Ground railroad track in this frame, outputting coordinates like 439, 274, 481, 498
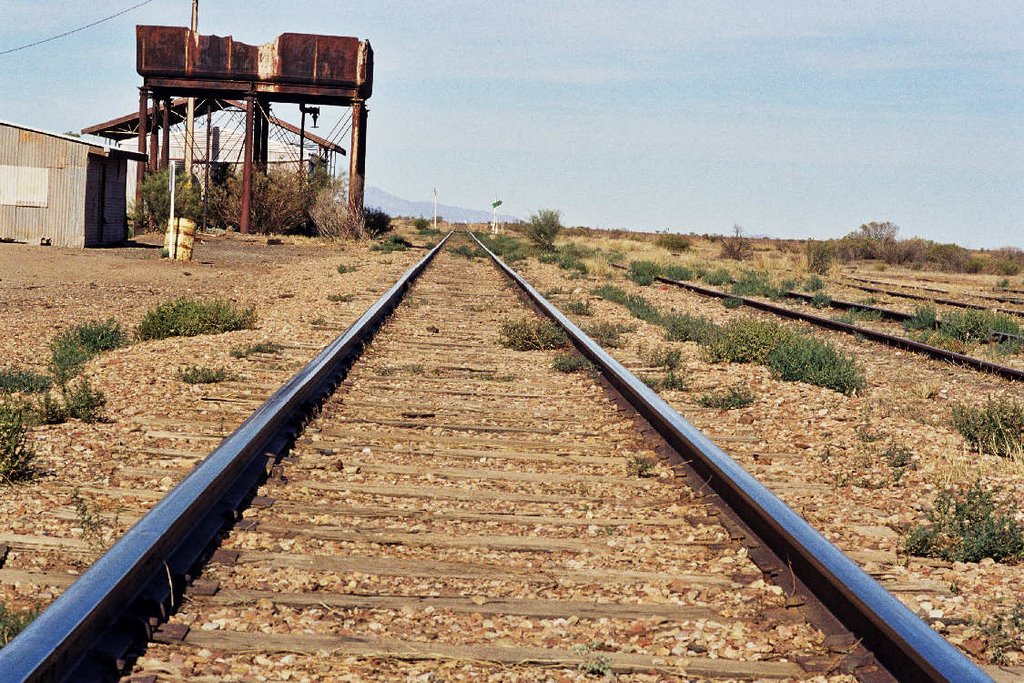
612, 265, 1023, 381
0, 234, 989, 681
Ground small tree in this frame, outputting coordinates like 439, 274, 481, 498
136, 169, 203, 233
526, 209, 563, 250
720, 224, 752, 261
805, 240, 835, 275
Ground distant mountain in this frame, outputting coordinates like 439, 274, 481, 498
364, 187, 519, 224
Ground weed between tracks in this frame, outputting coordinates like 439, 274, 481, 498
551, 353, 593, 373
698, 386, 755, 410
951, 399, 1024, 459
0, 367, 52, 395
0, 601, 36, 647
499, 318, 569, 351
179, 366, 232, 384
230, 341, 283, 358
0, 400, 34, 484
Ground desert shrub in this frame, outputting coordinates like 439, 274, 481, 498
136, 299, 256, 341
61, 379, 106, 422
552, 352, 593, 373
230, 341, 282, 358
803, 275, 826, 292
809, 292, 832, 309
883, 444, 916, 483
179, 366, 231, 384
661, 264, 694, 281
363, 207, 392, 237
903, 305, 938, 332
554, 249, 588, 276
562, 299, 593, 316
583, 321, 632, 348
628, 260, 661, 286
0, 400, 34, 484
626, 455, 657, 478
638, 345, 681, 370
731, 270, 781, 299
209, 169, 313, 234
413, 217, 430, 231
0, 601, 35, 646
664, 314, 717, 344
49, 319, 126, 384
699, 386, 755, 409
499, 317, 568, 351
766, 336, 865, 395
940, 310, 1020, 343
701, 268, 733, 287
703, 317, 795, 364
952, 399, 1024, 458
779, 278, 800, 293
965, 258, 985, 274
136, 168, 203, 232
450, 244, 483, 259
720, 225, 752, 261
832, 308, 883, 325
592, 285, 662, 324
370, 235, 410, 253
645, 371, 687, 391
656, 233, 691, 253
0, 367, 51, 395
722, 297, 743, 309
525, 209, 563, 250
337, 262, 356, 274
905, 482, 1023, 563
805, 240, 835, 275
477, 233, 529, 262
308, 178, 367, 239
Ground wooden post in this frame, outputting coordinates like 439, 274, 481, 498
348, 99, 367, 213
240, 94, 255, 234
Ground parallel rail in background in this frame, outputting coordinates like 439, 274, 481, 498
609, 264, 1023, 382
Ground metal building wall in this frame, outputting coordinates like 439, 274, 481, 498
0, 123, 90, 247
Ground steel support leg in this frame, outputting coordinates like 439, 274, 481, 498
136, 87, 149, 216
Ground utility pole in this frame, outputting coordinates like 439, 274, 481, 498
183, 0, 199, 178
433, 188, 437, 229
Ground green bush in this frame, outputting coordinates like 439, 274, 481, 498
592, 285, 662, 324
525, 209, 563, 250
0, 401, 34, 484
136, 299, 257, 341
179, 366, 231, 384
628, 261, 661, 286
940, 310, 1020, 344
0, 367, 52, 395
952, 399, 1024, 458
731, 270, 781, 299
639, 345, 682, 370
477, 234, 529, 263
765, 335, 863, 393
61, 379, 106, 423
664, 314, 717, 344
903, 305, 938, 332
722, 297, 743, 309
703, 317, 795, 364
337, 263, 356, 274
363, 207, 392, 238
50, 319, 126, 384
701, 268, 733, 287
809, 292, 832, 309
805, 240, 835, 275
583, 321, 632, 348
905, 482, 1023, 563
450, 244, 483, 259
562, 299, 593, 316
661, 264, 694, 281
0, 601, 35, 646
136, 168, 203, 232
413, 217, 430, 231
699, 386, 755, 409
370, 235, 411, 253
766, 336, 865, 395
552, 352, 593, 373
645, 371, 687, 391
499, 317, 568, 351
803, 275, 826, 292
230, 341, 282, 358
656, 233, 691, 253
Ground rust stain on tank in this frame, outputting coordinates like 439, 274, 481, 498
137, 26, 372, 97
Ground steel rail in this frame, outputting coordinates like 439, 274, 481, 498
847, 275, 1024, 306
618, 266, 1024, 382
0, 232, 453, 682
473, 233, 989, 682
842, 279, 1024, 318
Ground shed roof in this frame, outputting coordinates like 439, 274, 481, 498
0, 119, 148, 162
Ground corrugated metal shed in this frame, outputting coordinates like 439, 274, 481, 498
0, 120, 145, 247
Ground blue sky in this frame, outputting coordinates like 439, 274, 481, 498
1, 1, 1021, 247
